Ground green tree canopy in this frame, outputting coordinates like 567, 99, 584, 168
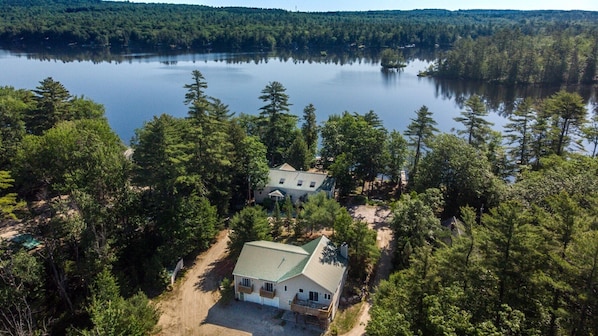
415, 134, 502, 215
454, 95, 493, 149
228, 206, 272, 257
258, 81, 297, 166
404, 105, 438, 183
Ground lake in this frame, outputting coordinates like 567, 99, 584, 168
0, 49, 596, 145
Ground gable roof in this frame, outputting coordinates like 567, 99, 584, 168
266, 165, 334, 193
233, 236, 347, 293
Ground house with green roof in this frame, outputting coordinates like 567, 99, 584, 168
233, 235, 348, 325
254, 163, 336, 204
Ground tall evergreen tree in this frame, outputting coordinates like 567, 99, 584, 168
454, 95, 493, 149
301, 103, 318, 161
183, 70, 233, 214
183, 69, 209, 122
258, 81, 297, 166
385, 130, 408, 187
285, 131, 310, 171
505, 98, 536, 167
28, 77, 71, 135
543, 90, 587, 156
404, 105, 438, 183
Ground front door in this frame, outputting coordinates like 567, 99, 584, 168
309, 291, 318, 302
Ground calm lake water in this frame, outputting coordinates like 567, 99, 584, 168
1, 49, 596, 145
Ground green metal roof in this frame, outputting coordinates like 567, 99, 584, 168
233, 236, 348, 292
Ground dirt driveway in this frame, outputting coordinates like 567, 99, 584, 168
342, 205, 393, 336
156, 230, 323, 336
156, 204, 392, 336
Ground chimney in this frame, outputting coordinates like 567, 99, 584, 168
340, 242, 348, 259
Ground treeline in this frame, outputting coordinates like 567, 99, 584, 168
360, 96, 598, 333
2, 0, 598, 55
368, 157, 598, 335
432, 27, 598, 84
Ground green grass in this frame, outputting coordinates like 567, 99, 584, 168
328, 301, 364, 335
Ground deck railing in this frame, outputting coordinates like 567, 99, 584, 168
259, 287, 276, 299
237, 283, 253, 294
290, 294, 332, 319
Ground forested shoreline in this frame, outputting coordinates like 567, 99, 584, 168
1, 0, 598, 84
1, 1, 598, 334
1, 65, 597, 334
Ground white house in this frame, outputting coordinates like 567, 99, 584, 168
254, 163, 336, 204
232, 236, 348, 326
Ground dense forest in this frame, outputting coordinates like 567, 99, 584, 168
1, 0, 598, 83
1, 66, 597, 334
1, 1, 598, 335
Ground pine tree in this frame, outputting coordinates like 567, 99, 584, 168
404, 105, 438, 183
301, 103, 318, 161
258, 81, 297, 166
454, 95, 493, 149
28, 77, 71, 135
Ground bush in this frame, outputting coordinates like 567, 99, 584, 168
219, 277, 234, 306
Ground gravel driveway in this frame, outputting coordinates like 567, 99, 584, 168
156, 230, 323, 336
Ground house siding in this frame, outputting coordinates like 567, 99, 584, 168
234, 273, 343, 319
254, 166, 335, 204
234, 275, 281, 308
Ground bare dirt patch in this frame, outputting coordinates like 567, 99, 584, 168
156, 230, 232, 335
155, 230, 324, 336
338, 204, 393, 336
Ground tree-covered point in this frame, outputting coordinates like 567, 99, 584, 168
1, 0, 598, 55
431, 27, 598, 84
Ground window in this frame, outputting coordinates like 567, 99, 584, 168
299, 289, 303, 293
297, 180, 303, 186
309, 181, 316, 188
265, 282, 274, 292
284, 285, 287, 291
242, 278, 250, 287
309, 291, 319, 302
324, 293, 331, 300
279, 178, 285, 184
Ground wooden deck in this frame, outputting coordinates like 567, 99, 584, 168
290, 294, 332, 320
259, 287, 276, 299
237, 283, 253, 294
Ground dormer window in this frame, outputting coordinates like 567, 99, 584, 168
297, 180, 303, 187
309, 181, 316, 188
279, 178, 285, 184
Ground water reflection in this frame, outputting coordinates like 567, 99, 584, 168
433, 78, 597, 115
3, 45, 439, 66
1, 46, 595, 143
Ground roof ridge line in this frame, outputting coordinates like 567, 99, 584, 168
247, 241, 309, 255
299, 236, 326, 275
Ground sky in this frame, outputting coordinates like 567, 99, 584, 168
114, 0, 598, 12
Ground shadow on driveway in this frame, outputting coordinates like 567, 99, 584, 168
204, 300, 324, 336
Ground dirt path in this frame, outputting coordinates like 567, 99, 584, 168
156, 205, 393, 336
156, 230, 238, 336
341, 205, 394, 336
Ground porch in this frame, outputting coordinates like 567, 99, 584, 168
290, 294, 332, 320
